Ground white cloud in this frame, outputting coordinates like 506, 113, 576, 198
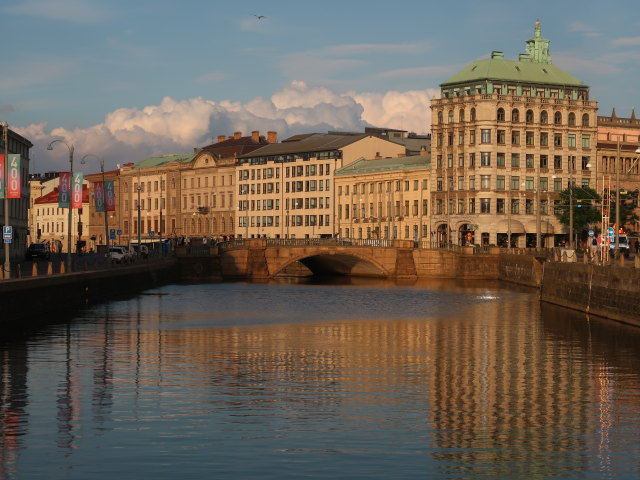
611, 37, 640, 47
567, 21, 600, 37
16, 82, 436, 173
194, 72, 229, 84
5, 0, 111, 23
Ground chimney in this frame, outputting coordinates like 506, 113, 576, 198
251, 130, 260, 142
267, 131, 277, 143
234, 131, 242, 140
217, 135, 226, 143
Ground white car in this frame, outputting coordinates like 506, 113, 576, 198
109, 246, 130, 263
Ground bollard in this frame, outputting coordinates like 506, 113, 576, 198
60, 261, 65, 274
16, 264, 21, 278
635, 255, 640, 268
32, 261, 38, 277
561, 251, 567, 262
47, 261, 53, 275
583, 252, 588, 264
619, 255, 626, 267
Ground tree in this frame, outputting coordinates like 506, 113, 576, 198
555, 186, 601, 231
609, 189, 639, 230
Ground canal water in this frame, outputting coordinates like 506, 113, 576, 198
1, 279, 640, 479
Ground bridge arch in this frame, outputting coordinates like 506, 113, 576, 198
270, 249, 392, 278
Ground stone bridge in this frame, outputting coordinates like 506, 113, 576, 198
207, 238, 500, 280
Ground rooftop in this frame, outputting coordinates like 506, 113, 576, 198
334, 154, 430, 176
238, 133, 370, 158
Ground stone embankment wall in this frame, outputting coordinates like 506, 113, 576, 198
0, 259, 177, 330
498, 254, 544, 288
541, 263, 640, 327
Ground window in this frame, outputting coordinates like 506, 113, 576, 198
568, 112, 576, 126
554, 155, 562, 169
541, 199, 548, 214
512, 108, 520, 122
526, 131, 534, 145
458, 131, 464, 145
457, 199, 465, 214
459, 109, 465, 122
582, 135, 590, 148
470, 108, 476, 121
554, 111, 562, 125
448, 132, 454, 146
511, 199, 520, 214
437, 134, 443, 147
526, 154, 534, 168
582, 114, 590, 126
470, 130, 476, 144
526, 199, 534, 214
540, 155, 548, 169
447, 155, 453, 168
468, 198, 476, 214
497, 175, 505, 190
437, 111, 443, 124
568, 134, 576, 148
554, 177, 562, 191
554, 133, 562, 147
540, 177, 548, 191
497, 108, 505, 121
497, 198, 505, 213
582, 156, 590, 170
540, 110, 548, 124
458, 154, 464, 167
469, 153, 475, 167
437, 155, 443, 168
540, 132, 548, 146
497, 129, 505, 144
511, 176, 520, 190
497, 152, 505, 167
582, 178, 590, 188
512, 130, 520, 145
458, 176, 464, 190
526, 109, 534, 123
481, 129, 491, 143
448, 110, 454, 123
481, 175, 491, 189
437, 177, 443, 191
526, 177, 534, 190
511, 154, 520, 167
469, 176, 475, 190
480, 198, 490, 213
481, 152, 491, 166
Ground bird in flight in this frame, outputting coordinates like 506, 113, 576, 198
252, 14, 266, 19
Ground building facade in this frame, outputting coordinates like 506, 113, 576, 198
335, 154, 431, 241
1, 126, 32, 263
236, 133, 406, 238
430, 21, 598, 247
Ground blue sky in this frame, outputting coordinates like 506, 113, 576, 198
2, 0, 640, 172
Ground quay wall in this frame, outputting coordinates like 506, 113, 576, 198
0, 259, 177, 331
541, 263, 640, 327
498, 254, 544, 288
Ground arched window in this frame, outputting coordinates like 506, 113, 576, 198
229, 216, 234, 232
437, 111, 443, 124
221, 218, 226, 233
470, 108, 476, 121
448, 110, 454, 123
459, 109, 465, 122
568, 112, 576, 126
497, 108, 505, 121
582, 113, 590, 126
554, 111, 562, 125
540, 110, 548, 124
512, 108, 520, 122
526, 109, 534, 123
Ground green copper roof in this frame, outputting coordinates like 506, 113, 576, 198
441, 21, 586, 89
335, 154, 430, 176
132, 153, 195, 169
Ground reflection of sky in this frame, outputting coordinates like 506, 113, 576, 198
98, 282, 525, 329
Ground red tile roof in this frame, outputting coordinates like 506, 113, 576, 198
34, 184, 90, 204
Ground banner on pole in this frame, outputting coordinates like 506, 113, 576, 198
7, 154, 20, 198
71, 172, 84, 209
104, 180, 115, 212
94, 181, 105, 213
0, 155, 4, 199
59, 172, 71, 208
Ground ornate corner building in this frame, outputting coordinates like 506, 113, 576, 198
430, 21, 598, 247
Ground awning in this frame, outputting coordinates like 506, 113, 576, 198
496, 219, 525, 234
526, 220, 555, 234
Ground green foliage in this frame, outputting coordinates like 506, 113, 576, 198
608, 189, 639, 228
555, 186, 601, 230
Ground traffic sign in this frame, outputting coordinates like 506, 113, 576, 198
2, 225, 12, 243
117, 229, 122, 235
110, 228, 116, 239
588, 230, 594, 237
149, 231, 155, 237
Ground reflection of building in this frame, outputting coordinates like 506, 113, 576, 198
84, 168, 120, 249
236, 132, 405, 238
430, 21, 598, 247
596, 110, 640, 232
334, 154, 431, 240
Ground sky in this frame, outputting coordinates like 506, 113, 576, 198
1, 0, 640, 173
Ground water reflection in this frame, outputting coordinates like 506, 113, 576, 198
1, 280, 640, 479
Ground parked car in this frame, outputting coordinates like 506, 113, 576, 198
131, 244, 149, 259
25, 243, 50, 260
116, 245, 136, 261
108, 246, 130, 264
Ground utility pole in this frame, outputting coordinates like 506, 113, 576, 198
2, 122, 9, 279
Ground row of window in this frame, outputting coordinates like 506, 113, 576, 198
239, 164, 332, 181
436, 129, 591, 148
338, 179, 428, 196
338, 200, 429, 219
436, 153, 591, 170
240, 151, 342, 165
237, 215, 332, 228
340, 225, 426, 241
436, 108, 591, 126
434, 197, 567, 215
236, 197, 332, 212
436, 175, 590, 192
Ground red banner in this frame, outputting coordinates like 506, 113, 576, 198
71, 172, 83, 209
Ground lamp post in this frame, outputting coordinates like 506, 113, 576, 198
569, 163, 574, 250
136, 178, 142, 252
80, 154, 109, 251
1, 122, 10, 279
47, 139, 75, 273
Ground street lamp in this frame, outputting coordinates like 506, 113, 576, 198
80, 154, 109, 251
47, 139, 74, 273
1, 122, 10, 279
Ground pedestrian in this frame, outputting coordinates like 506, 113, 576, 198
589, 236, 598, 259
